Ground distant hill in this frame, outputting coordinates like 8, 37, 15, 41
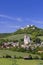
14, 25, 43, 36
0, 33, 12, 38
0, 25, 43, 41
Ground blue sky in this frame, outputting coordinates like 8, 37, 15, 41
0, 0, 43, 33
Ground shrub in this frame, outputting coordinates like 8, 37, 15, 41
39, 53, 43, 60
33, 55, 39, 60
28, 55, 32, 60
6, 54, 11, 58
14, 55, 16, 59
17, 56, 23, 59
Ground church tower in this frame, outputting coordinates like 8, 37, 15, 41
24, 34, 30, 45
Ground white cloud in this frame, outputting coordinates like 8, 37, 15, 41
0, 14, 22, 22
26, 18, 43, 25
0, 14, 43, 25
16, 18, 23, 22
8, 25, 20, 28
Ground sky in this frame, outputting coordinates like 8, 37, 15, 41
0, 0, 43, 33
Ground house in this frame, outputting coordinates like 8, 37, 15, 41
2, 42, 12, 48
21, 44, 29, 49
11, 42, 19, 47
41, 42, 43, 46
36, 43, 40, 47
21, 45, 26, 48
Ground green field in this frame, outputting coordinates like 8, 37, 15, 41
0, 58, 14, 65
0, 58, 43, 65
0, 50, 30, 57
0, 50, 29, 57
1, 34, 43, 41
0, 50, 40, 58
2, 34, 31, 41
38, 36, 43, 41
0, 49, 42, 65
17, 59, 43, 65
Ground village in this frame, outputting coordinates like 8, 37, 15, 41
0, 34, 43, 51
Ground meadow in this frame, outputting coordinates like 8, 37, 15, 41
0, 58, 43, 65
0, 50, 29, 57
0, 50, 40, 58
0, 50, 42, 65
2, 34, 31, 41
38, 36, 43, 41
1, 34, 43, 41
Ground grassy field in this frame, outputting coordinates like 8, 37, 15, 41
0, 50, 29, 57
0, 50, 42, 65
2, 34, 31, 40
38, 36, 43, 41
0, 58, 43, 65
0, 50, 40, 58
0, 33, 43, 41
1, 33, 43, 41
17, 59, 43, 65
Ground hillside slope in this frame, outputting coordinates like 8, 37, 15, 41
0, 25, 43, 41
14, 25, 43, 36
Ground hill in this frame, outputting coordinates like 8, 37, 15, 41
14, 25, 43, 36
0, 33, 12, 38
0, 25, 43, 41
